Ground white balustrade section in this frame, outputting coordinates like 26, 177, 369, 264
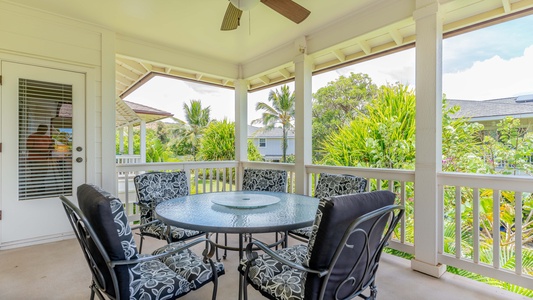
116, 161, 239, 222
438, 172, 533, 289
114, 161, 533, 289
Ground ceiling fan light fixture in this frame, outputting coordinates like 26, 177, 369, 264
229, 0, 260, 11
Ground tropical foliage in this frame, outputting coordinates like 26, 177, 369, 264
312, 72, 377, 162
320, 83, 416, 169
252, 84, 295, 162
198, 119, 262, 162
315, 79, 533, 295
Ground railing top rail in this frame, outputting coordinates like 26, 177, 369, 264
116, 161, 239, 172
438, 171, 533, 192
242, 161, 296, 172
306, 164, 415, 181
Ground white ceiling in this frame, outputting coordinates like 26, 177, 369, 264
8, 0, 533, 95
11, 0, 378, 64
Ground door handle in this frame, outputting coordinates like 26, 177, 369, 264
76, 157, 83, 163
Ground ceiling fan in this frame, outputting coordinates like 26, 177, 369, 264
221, 0, 311, 31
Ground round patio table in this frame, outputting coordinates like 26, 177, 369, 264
155, 191, 319, 236
155, 191, 318, 300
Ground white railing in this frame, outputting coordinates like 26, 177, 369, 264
115, 154, 142, 164
114, 161, 533, 289
438, 172, 533, 288
306, 165, 416, 255
116, 161, 239, 222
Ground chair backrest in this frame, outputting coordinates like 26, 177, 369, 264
134, 171, 189, 223
304, 190, 404, 300
241, 168, 288, 192
64, 184, 139, 299
314, 173, 367, 199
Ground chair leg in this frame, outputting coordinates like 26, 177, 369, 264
90, 282, 105, 300
223, 233, 228, 259
215, 233, 221, 262
138, 234, 144, 254
370, 282, 377, 300
208, 259, 219, 300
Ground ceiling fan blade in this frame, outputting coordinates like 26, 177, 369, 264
221, 2, 243, 31
260, 0, 310, 24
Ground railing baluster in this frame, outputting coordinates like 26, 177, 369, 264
493, 189, 500, 269
515, 191, 523, 275
473, 187, 480, 264
455, 186, 462, 259
400, 181, 406, 244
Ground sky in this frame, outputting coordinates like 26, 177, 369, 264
125, 14, 533, 124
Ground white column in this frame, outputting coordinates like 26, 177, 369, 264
411, 0, 446, 278
128, 124, 134, 155
235, 78, 248, 190
294, 53, 313, 195
140, 120, 146, 163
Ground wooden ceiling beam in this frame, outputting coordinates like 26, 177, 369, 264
389, 29, 404, 46
333, 49, 346, 62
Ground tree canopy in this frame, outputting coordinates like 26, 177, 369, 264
312, 72, 377, 162
252, 84, 295, 162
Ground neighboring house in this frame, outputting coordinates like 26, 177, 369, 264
448, 94, 533, 131
248, 125, 295, 162
116, 99, 173, 163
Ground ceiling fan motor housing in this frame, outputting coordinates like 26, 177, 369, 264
229, 0, 260, 11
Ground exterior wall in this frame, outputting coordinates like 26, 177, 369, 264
252, 137, 295, 159
0, 2, 116, 191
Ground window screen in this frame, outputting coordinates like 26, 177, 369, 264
18, 79, 73, 200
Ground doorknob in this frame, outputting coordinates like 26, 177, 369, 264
76, 157, 83, 163
76, 146, 83, 152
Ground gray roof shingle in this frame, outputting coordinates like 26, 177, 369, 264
448, 95, 533, 119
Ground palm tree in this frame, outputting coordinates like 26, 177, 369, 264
252, 85, 295, 163
175, 100, 211, 160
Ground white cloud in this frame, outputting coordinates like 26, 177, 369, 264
125, 76, 235, 122
443, 45, 533, 100
126, 44, 533, 124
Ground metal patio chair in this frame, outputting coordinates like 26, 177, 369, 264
239, 190, 404, 300
60, 183, 224, 300
289, 173, 368, 242
134, 171, 203, 253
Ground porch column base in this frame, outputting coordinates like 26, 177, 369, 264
411, 259, 446, 278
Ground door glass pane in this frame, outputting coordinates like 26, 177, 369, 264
18, 79, 73, 200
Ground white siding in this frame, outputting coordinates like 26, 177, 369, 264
0, 2, 115, 192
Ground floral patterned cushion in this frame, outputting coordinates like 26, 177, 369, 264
77, 184, 222, 300
242, 169, 288, 192
304, 191, 396, 299
134, 171, 189, 224
238, 244, 309, 300
128, 259, 191, 299
141, 222, 202, 241
134, 171, 202, 242
290, 173, 368, 240
153, 242, 225, 290
77, 184, 140, 298
314, 173, 367, 200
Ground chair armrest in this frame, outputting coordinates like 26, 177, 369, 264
130, 219, 160, 231
130, 202, 161, 231
245, 239, 329, 278
110, 237, 216, 267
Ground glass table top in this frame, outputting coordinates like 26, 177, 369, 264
155, 191, 319, 234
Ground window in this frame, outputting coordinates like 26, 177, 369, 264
18, 79, 73, 200
259, 138, 266, 148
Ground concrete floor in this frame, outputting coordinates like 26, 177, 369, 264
0, 233, 529, 300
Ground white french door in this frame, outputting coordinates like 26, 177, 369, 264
0, 61, 86, 247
